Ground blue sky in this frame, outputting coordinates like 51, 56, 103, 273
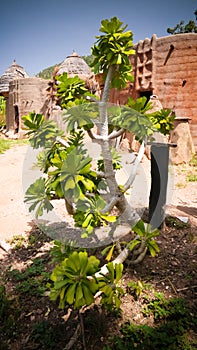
0, 0, 196, 77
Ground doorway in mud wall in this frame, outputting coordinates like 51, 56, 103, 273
140, 91, 153, 105
14, 105, 19, 133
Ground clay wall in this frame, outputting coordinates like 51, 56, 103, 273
152, 33, 197, 149
108, 33, 197, 151
8, 77, 49, 133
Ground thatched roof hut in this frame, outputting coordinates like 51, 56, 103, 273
0, 60, 29, 96
57, 51, 92, 79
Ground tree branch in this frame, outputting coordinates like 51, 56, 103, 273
123, 141, 145, 192
108, 128, 125, 140
56, 136, 69, 147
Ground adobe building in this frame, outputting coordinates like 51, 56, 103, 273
0, 60, 49, 137
109, 33, 197, 157
1, 34, 197, 161
0, 53, 99, 137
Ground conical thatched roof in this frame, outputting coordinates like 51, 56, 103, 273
0, 60, 29, 94
57, 51, 92, 79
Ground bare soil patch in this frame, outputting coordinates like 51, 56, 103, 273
0, 144, 196, 349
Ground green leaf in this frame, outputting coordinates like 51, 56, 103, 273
66, 283, 76, 305
115, 263, 123, 283
105, 244, 115, 262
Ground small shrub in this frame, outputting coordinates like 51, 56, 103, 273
186, 173, 197, 182
6, 258, 50, 296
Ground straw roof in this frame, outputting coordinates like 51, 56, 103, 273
0, 60, 29, 94
57, 51, 92, 79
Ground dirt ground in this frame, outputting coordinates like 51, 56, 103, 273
0, 143, 196, 349
0, 143, 196, 241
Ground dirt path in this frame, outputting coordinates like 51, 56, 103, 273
0, 145, 33, 241
0, 144, 196, 243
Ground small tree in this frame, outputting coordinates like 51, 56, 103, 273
167, 10, 197, 34
23, 17, 174, 317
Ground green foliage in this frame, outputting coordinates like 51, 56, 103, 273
127, 96, 152, 114
91, 17, 135, 89
0, 285, 9, 318
98, 262, 124, 310
31, 321, 56, 348
165, 216, 189, 229
131, 220, 160, 257
0, 138, 28, 154
0, 96, 6, 126
127, 97, 175, 136
143, 292, 188, 320
97, 146, 122, 172
9, 234, 26, 249
147, 109, 175, 135
51, 146, 97, 201
167, 10, 197, 34
24, 177, 54, 218
82, 54, 95, 67
109, 104, 154, 142
189, 153, 197, 167
74, 196, 116, 237
6, 258, 50, 296
50, 239, 81, 263
64, 102, 97, 132
37, 63, 60, 79
56, 72, 89, 108
49, 252, 124, 311
0, 284, 18, 349
127, 280, 151, 299
186, 172, 197, 182
49, 251, 100, 309
0, 96, 6, 115
22, 112, 64, 148
104, 296, 196, 350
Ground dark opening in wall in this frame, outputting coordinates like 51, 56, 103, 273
140, 91, 153, 105
14, 105, 19, 133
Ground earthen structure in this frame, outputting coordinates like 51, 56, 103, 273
0, 34, 197, 156
109, 33, 197, 152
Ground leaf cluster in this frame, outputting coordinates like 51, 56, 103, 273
6, 258, 50, 296
91, 17, 135, 89
56, 72, 89, 108
22, 112, 63, 148
49, 250, 124, 311
127, 97, 175, 136
49, 251, 100, 309
74, 195, 116, 237
131, 220, 160, 257
167, 10, 197, 34
98, 262, 124, 310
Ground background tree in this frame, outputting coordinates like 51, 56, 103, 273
0, 96, 6, 127
167, 10, 197, 34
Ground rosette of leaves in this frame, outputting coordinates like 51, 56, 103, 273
74, 195, 116, 237
55, 72, 88, 108
130, 220, 160, 258
98, 262, 124, 310
127, 97, 175, 136
22, 112, 63, 148
91, 17, 135, 89
49, 251, 100, 309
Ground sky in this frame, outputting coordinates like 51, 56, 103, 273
0, 0, 197, 77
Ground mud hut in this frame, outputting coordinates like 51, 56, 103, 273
57, 51, 92, 78
56, 51, 100, 94
0, 60, 29, 98
48, 52, 100, 129
0, 60, 50, 137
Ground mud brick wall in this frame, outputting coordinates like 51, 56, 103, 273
152, 33, 197, 150
108, 33, 197, 151
8, 77, 49, 132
